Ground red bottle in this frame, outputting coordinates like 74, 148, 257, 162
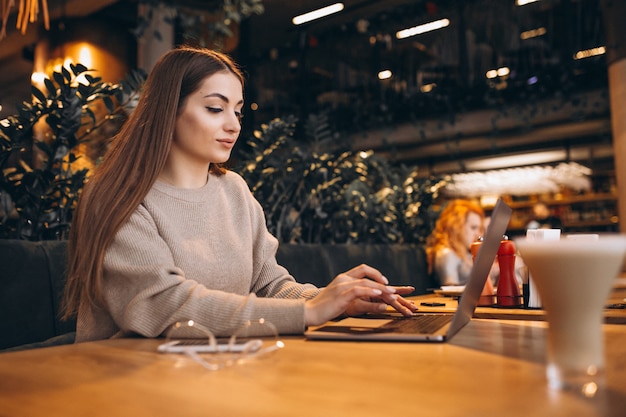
496, 238, 522, 307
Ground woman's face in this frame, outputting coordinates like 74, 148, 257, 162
463, 211, 483, 249
171, 71, 243, 168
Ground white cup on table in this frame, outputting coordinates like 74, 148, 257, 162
515, 234, 626, 395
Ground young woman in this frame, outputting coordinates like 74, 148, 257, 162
62, 46, 416, 342
425, 199, 485, 286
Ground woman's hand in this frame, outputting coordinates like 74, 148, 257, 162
304, 264, 418, 326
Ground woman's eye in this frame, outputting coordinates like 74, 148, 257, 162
207, 107, 222, 113
235, 111, 244, 122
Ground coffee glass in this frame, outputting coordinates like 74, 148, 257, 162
515, 234, 626, 395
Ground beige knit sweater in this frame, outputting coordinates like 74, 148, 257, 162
75, 171, 320, 342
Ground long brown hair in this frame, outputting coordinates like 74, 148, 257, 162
425, 199, 484, 274
62, 46, 244, 320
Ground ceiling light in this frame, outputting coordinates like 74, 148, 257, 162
520, 27, 546, 40
378, 70, 392, 80
396, 18, 450, 40
486, 67, 510, 79
465, 150, 568, 171
516, 0, 540, 6
0, 0, 50, 41
292, 3, 345, 25
445, 162, 592, 198
420, 83, 436, 93
574, 46, 606, 60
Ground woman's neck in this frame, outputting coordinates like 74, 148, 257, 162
157, 165, 210, 189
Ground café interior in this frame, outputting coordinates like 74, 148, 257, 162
1, 0, 625, 232
1, 1, 626, 416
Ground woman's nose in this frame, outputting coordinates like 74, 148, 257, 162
225, 114, 241, 132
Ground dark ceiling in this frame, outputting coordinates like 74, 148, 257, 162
238, 0, 613, 174
0, 0, 616, 173
241, 0, 608, 121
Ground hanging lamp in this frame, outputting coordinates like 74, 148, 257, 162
0, 0, 49, 40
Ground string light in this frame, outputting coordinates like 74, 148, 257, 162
0, 0, 50, 41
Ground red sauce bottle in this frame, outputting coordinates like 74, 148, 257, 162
496, 238, 522, 307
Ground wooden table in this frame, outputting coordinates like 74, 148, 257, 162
1, 316, 626, 417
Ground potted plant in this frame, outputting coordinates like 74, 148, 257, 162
1, 62, 444, 245
234, 114, 446, 245
0, 64, 145, 240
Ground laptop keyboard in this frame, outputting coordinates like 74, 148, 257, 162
381, 314, 453, 334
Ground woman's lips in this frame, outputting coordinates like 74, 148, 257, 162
217, 139, 235, 149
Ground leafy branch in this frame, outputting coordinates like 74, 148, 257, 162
0, 64, 146, 240
235, 115, 447, 244
133, 0, 265, 48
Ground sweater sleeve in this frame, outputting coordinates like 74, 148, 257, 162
96, 207, 315, 341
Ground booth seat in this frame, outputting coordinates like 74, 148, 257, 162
0, 239, 433, 351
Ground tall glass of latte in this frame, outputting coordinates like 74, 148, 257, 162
515, 234, 626, 394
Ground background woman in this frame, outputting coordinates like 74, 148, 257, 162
426, 199, 485, 286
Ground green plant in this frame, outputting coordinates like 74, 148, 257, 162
135, 0, 265, 48
234, 115, 447, 244
0, 61, 443, 245
0, 64, 145, 240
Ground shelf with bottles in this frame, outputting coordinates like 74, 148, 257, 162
504, 192, 618, 209
500, 191, 619, 235
560, 197, 619, 231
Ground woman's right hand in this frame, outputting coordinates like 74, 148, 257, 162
304, 264, 417, 326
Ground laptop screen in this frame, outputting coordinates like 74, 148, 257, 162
445, 198, 512, 340
304, 198, 513, 342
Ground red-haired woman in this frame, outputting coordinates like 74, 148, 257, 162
426, 199, 485, 286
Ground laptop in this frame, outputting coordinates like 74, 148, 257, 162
305, 198, 512, 342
